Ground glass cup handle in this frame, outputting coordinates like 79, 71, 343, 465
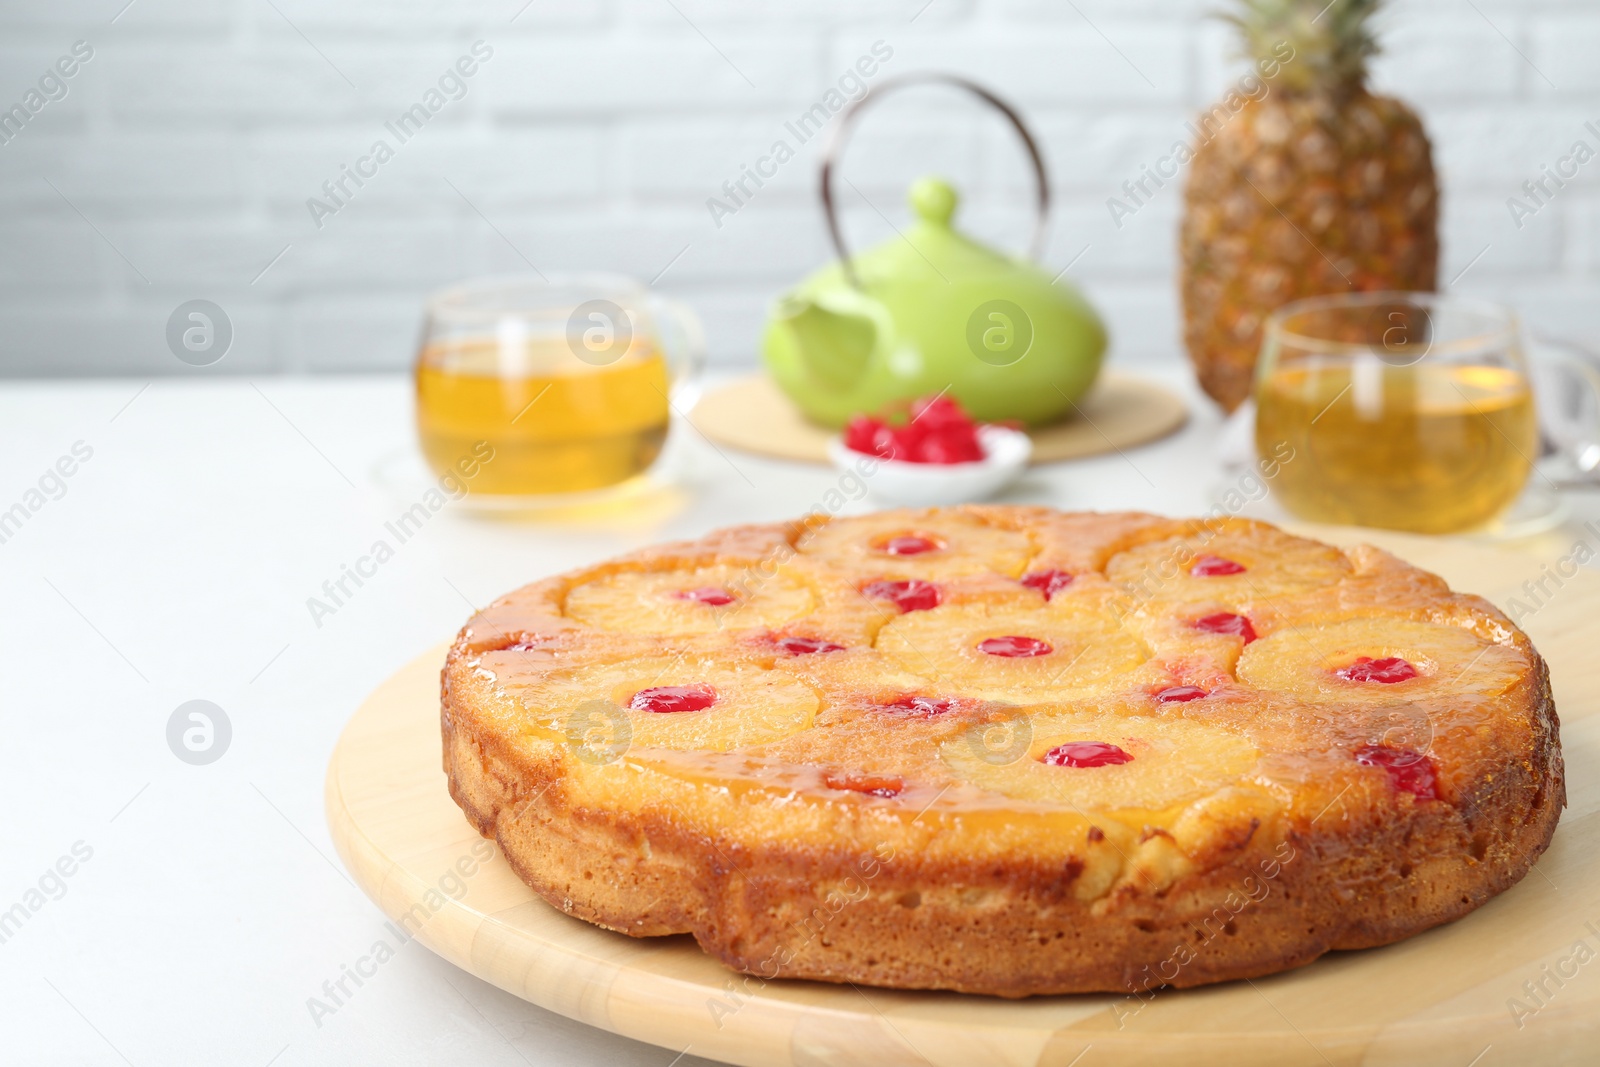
649, 295, 705, 405
1534, 339, 1600, 479
1562, 359, 1600, 476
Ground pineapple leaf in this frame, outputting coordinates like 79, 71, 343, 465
1220, 0, 1383, 92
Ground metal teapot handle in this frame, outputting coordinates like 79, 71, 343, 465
818, 72, 1051, 288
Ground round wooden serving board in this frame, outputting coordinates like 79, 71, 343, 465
688, 372, 1187, 465
326, 531, 1600, 1067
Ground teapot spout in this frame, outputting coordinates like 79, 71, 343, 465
775, 296, 879, 393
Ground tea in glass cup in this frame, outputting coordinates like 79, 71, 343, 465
415, 275, 702, 496
1254, 293, 1537, 534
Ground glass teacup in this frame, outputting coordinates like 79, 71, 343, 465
1254, 293, 1537, 534
415, 274, 702, 497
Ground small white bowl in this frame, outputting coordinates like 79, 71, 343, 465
827, 425, 1033, 507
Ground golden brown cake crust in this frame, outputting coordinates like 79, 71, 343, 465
440, 508, 1563, 997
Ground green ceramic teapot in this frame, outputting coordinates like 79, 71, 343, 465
763, 74, 1107, 429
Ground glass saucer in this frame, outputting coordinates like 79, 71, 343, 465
369, 443, 689, 524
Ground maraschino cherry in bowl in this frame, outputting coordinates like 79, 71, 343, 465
827, 394, 1032, 506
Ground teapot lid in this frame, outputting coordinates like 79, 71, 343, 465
839, 175, 1036, 287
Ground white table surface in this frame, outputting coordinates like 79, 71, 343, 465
1, 367, 1593, 1067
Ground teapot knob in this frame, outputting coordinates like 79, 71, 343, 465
908, 176, 957, 228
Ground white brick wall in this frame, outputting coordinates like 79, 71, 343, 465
0, 0, 1595, 377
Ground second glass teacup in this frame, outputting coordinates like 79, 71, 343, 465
1254, 293, 1536, 534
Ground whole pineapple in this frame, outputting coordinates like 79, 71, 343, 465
1180, 0, 1438, 411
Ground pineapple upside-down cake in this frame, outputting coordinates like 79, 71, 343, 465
441, 508, 1562, 997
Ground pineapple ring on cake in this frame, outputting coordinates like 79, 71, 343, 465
759, 644, 935, 716
502, 656, 818, 753
875, 602, 1149, 700
1237, 616, 1527, 706
1105, 522, 1352, 609
441, 507, 1563, 998
564, 562, 816, 636
795, 507, 1033, 578
941, 709, 1262, 812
